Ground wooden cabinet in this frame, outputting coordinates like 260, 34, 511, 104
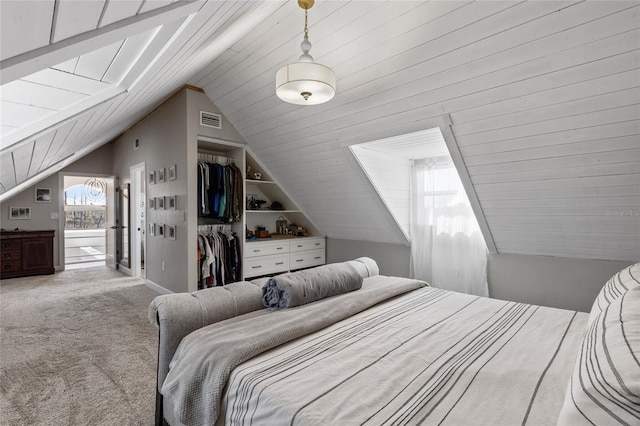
1, 230, 55, 279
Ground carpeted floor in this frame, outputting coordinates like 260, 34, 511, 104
0, 267, 159, 425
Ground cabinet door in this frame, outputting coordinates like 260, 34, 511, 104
22, 238, 53, 270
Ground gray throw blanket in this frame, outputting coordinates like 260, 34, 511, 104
161, 276, 427, 426
261, 262, 363, 309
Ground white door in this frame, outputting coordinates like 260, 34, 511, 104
105, 176, 117, 269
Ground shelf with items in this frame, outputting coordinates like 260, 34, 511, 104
244, 149, 321, 240
243, 148, 325, 277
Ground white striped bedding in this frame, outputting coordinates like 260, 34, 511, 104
212, 279, 588, 426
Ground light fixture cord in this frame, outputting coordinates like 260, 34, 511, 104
304, 8, 309, 38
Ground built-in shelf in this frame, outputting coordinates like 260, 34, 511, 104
246, 179, 275, 184
247, 210, 301, 213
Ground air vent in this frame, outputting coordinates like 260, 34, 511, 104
200, 111, 221, 129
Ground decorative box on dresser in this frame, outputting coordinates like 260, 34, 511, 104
1, 230, 55, 279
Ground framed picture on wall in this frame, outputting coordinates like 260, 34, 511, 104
168, 164, 176, 181
148, 198, 155, 210
157, 168, 166, 183
167, 225, 176, 240
34, 187, 51, 203
9, 207, 31, 220
166, 195, 176, 210
148, 222, 155, 236
148, 171, 156, 185
156, 196, 165, 210
158, 224, 165, 238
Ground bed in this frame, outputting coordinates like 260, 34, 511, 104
149, 258, 640, 426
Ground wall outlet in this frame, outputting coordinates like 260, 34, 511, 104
162, 261, 165, 271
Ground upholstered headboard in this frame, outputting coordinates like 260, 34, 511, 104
149, 257, 379, 399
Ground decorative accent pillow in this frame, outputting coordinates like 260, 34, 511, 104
588, 262, 640, 325
558, 285, 640, 425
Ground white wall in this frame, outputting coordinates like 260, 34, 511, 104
350, 146, 411, 238
488, 253, 633, 312
112, 90, 188, 293
327, 238, 411, 278
328, 238, 634, 313
0, 144, 114, 268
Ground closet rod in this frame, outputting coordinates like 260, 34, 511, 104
197, 151, 234, 165
198, 224, 232, 233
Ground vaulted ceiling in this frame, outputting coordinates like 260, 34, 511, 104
1, 1, 639, 262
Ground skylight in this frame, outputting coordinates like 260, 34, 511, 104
0, 26, 159, 146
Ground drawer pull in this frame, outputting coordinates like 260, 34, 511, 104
276, 247, 283, 250
314, 256, 322, 260
296, 245, 302, 248
4, 253, 10, 259
252, 249, 261, 253
296, 259, 304, 262
3, 243, 10, 248
275, 262, 284, 265
252, 265, 262, 269
4, 264, 11, 269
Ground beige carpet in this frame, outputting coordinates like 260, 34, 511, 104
1, 267, 159, 425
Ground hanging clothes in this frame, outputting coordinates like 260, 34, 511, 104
197, 225, 242, 289
197, 155, 242, 223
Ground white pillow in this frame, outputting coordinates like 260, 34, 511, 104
558, 285, 640, 425
588, 262, 640, 325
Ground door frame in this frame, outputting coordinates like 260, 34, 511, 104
130, 162, 146, 278
58, 171, 113, 271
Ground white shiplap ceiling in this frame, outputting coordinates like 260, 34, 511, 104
1, 0, 639, 262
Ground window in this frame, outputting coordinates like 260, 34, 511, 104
351, 128, 487, 295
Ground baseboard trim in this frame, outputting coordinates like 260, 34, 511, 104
118, 265, 132, 276
145, 279, 173, 294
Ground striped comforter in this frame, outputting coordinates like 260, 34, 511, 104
167, 276, 588, 426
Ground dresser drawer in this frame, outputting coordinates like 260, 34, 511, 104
245, 241, 289, 258
244, 254, 289, 278
1, 250, 21, 261
1, 239, 21, 251
290, 249, 325, 270
1, 261, 22, 274
290, 238, 325, 253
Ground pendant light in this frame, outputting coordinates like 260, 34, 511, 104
276, 0, 336, 105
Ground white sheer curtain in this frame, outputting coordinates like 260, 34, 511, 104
410, 157, 488, 296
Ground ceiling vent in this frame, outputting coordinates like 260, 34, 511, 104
200, 111, 221, 129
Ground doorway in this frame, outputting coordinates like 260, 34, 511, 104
63, 176, 111, 268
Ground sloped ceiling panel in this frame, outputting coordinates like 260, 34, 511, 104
0, 0, 55, 61
0, 0, 278, 200
195, 0, 639, 261
0, 1, 638, 262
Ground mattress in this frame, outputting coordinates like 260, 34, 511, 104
163, 276, 588, 425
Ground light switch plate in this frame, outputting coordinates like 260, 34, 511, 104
50, 212, 59, 219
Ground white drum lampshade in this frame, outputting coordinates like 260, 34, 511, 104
276, 62, 336, 105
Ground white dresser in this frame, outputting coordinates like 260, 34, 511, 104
244, 237, 325, 279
